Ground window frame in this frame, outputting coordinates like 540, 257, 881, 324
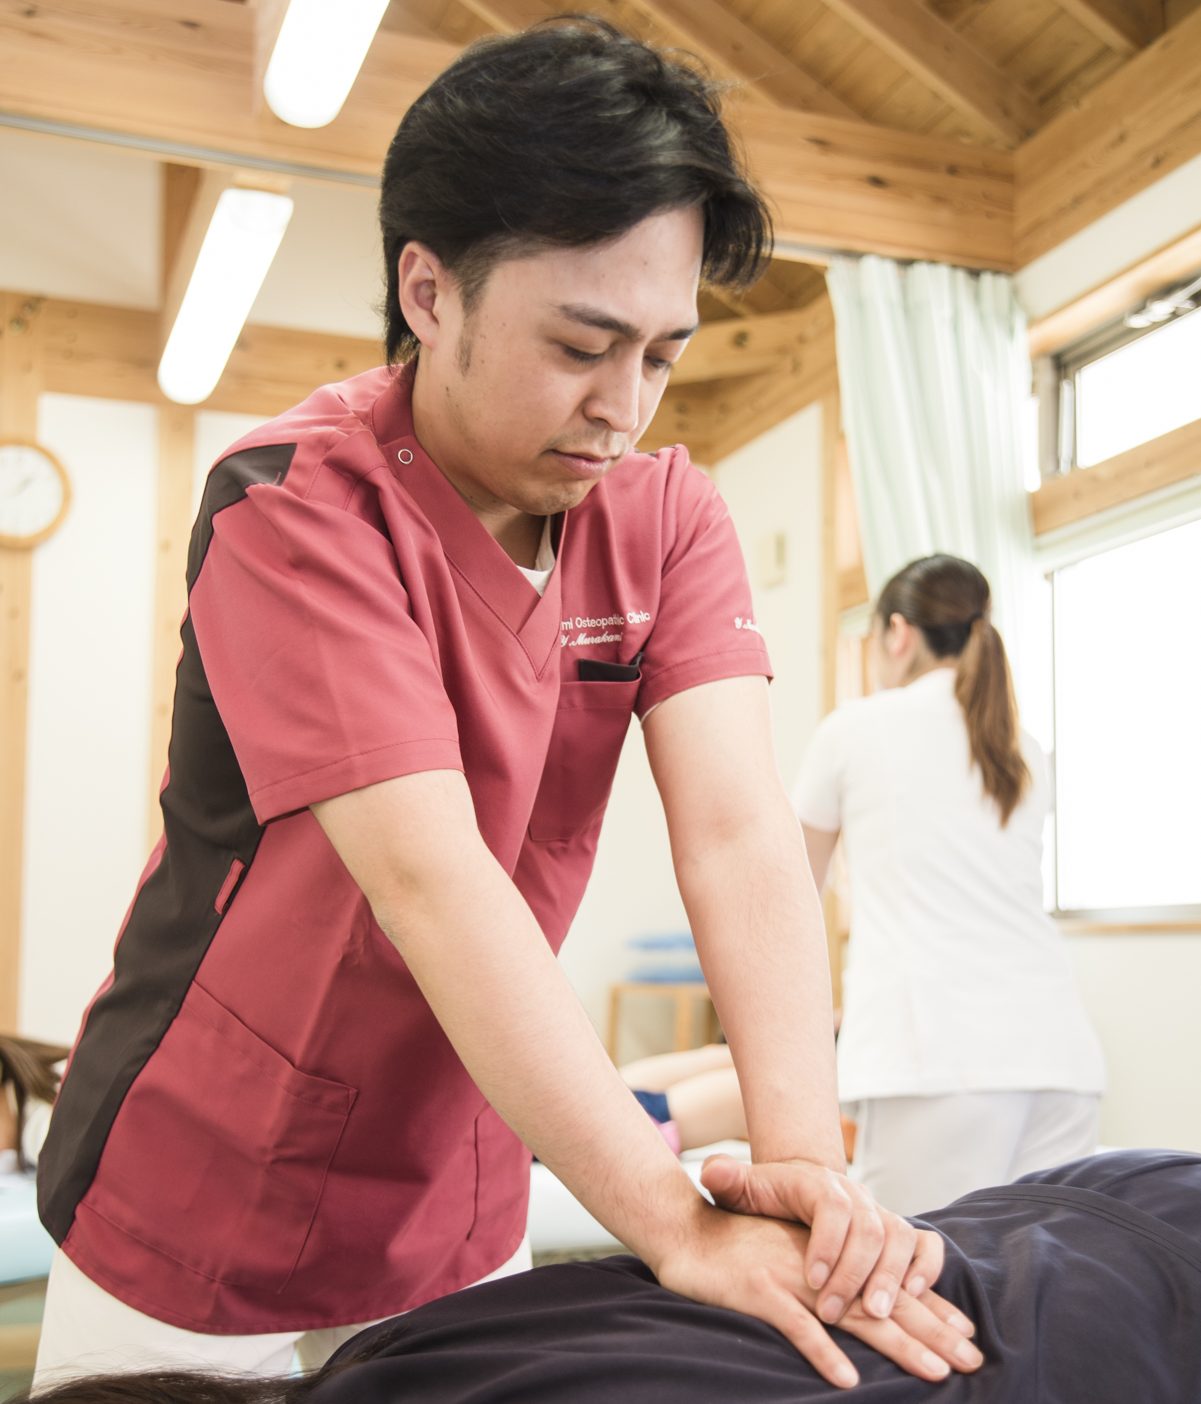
1042, 280, 1201, 481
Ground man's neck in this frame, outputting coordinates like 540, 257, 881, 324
495, 512, 547, 569
410, 356, 545, 568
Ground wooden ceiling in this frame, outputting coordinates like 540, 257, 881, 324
2, 0, 1200, 456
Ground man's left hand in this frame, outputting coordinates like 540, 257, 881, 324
701, 1155, 965, 1332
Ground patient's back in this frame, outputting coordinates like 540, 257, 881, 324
314, 1150, 1201, 1404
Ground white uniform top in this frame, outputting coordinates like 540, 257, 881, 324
792, 667, 1105, 1103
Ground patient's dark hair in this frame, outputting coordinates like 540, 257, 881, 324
876, 555, 1030, 825
0, 1033, 69, 1171
8, 1371, 306, 1403
378, 15, 772, 361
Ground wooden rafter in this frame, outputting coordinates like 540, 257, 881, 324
458, 0, 856, 116
822, 0, 1039, 146
1055, 0, 1164, 56
451, 0, 560, 34
1016, 4, 1201, 265
615, 0, 858, 117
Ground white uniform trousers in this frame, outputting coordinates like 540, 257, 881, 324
32, 1235, 532, 1391
849, 1090, 1101, 1218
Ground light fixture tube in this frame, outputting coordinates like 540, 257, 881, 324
157, 187, 293, 406
263, 0, 391, 129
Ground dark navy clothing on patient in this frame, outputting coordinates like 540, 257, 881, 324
631, 1089, 672, 1124
314, 1151, 1201, 1403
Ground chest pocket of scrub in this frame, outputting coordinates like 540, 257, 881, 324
527, 677, 640, 842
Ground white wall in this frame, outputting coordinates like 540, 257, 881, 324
19, 396, 159, 1043
1069, 937, 1201, 1151
562, 406, 826, 1056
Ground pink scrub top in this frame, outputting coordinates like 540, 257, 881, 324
37, 363, 771, 1334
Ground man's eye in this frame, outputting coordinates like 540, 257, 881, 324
645, 356, 673, 373
562, 345, 603, 363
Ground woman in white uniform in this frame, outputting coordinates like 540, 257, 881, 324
793, 554, 1104, 1216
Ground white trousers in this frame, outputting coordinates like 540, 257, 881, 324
32, 1236, 532, 1392
849, 1090, 1101, 1219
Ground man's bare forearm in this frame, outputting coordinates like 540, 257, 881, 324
674, 790, 845, 1171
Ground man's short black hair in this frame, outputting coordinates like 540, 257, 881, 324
378, 16, 773, 362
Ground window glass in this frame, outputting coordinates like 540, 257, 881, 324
1075, 308, 1201, 468
1052, 517, 1201, 912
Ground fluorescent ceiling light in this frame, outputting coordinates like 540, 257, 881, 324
264, 0, 390, 129
158, 187, 293, 406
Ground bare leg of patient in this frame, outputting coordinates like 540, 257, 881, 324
618, 1043, 733, 1091
666, 1068, 747, 1149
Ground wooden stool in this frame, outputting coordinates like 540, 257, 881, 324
607, 982, 719, 1061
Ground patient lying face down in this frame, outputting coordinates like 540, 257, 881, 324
20, 1149, 1201, 1403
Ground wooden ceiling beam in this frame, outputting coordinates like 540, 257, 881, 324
1015, 5, 1201, 265
705, 294, 839, 462
734, 101, 1014, 270
159, 166, 234, 352
673, 306, 836, 386
0, 1, 1014, 269
640, 384, 718, 462
28, 291, 381, 415
822, 0, 1039, 146
0, 0, 457, 179
1054, 0, 1164, 56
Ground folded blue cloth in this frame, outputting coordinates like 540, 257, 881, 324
625, 931, 696, 951
623, 964, 705, 984
0, 1172, 55, 1282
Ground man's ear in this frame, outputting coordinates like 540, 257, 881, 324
397, 241, 451, 352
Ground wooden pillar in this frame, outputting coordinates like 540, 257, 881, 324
819, 389, 844, 1012
0, 293, 46, 1030
147, 405, 195, 847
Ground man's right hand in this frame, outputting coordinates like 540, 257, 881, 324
650, 1200, 984, 1391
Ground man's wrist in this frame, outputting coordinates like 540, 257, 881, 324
624, 1173, 715, 1277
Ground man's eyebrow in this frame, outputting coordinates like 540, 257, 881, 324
554, 303, 699, 343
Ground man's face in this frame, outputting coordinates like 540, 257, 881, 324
411, 206, 703, 521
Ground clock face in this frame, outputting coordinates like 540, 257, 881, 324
0, 442, 71, 548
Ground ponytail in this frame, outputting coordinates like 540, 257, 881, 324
876, 554, 1030, 826
954, 615, 1029, 826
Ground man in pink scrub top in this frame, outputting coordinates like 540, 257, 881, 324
34, 19, 980, 1394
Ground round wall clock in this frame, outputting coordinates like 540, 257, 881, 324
0, 440, 72, 549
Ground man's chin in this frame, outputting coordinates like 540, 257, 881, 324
524, 478, 603, 516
